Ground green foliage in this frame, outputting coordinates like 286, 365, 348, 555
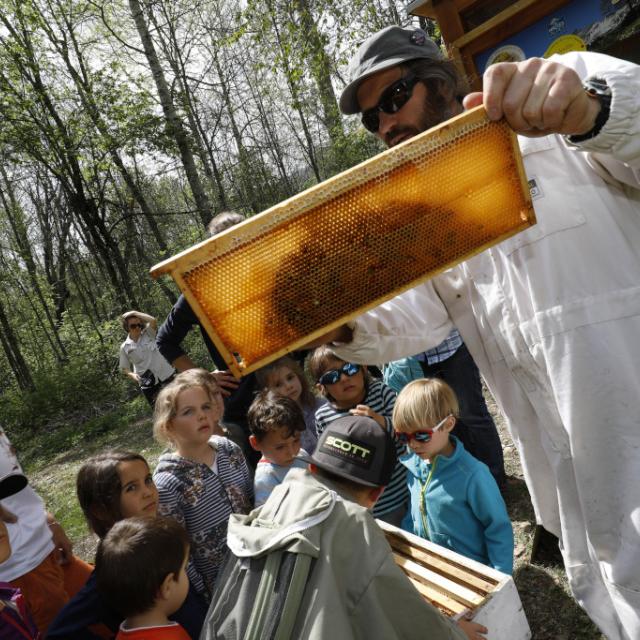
317, 126, 385, 179
0, 0, 414, 437
8, 387, 149, 468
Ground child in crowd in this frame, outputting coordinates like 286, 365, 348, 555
308, 346, 408, 526
255, 355, 326, 453
247, 390, 309, 507
96, 517, 190, 639
0, 463, 39, 639
0, 512, 40, 640
153, 369, 253, 599
393, 378, 513, 574
47, 451, 207, 639
202, 414, 486, 640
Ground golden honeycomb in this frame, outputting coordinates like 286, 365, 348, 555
151, 106, 535, 377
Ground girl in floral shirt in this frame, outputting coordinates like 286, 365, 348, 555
153, 370, 253, 600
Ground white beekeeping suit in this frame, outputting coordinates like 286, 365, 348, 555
334, 51, 640, 640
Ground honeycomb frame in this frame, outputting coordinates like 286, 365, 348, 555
151, 106, 536, 378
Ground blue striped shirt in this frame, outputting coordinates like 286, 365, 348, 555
315, 380, 408, 517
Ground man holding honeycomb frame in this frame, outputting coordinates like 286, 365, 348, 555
324, 25, 640, 640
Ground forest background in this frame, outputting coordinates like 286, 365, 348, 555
0, 0, 408, 437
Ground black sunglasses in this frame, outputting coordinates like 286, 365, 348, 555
361, 72, 420, 133
128, 323, 144, 330
318, 363, 361, 386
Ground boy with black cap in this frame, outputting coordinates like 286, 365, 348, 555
202, 414, 486, 639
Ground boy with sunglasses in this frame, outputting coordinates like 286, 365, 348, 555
308, 346, 409, 526
393, 378, 513, 574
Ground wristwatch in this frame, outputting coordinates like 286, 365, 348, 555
567, 78, 612, 143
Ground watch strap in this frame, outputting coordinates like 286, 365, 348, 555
567, 78, 611, 143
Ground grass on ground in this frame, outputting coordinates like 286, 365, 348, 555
20, 390, 604, 639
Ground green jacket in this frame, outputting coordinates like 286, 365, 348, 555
204, 471, 465, 639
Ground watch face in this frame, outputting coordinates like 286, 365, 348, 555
583, 79, 612, 97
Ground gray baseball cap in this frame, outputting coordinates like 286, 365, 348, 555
299, 414, 396, 487
339, 25, 443, 115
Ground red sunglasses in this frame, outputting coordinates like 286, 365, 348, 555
395, 415, 451, 445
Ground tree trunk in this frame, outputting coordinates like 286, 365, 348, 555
128, 0, 212, 226
267, 2, 321, 181
0, 169, 68, 361
0, 299, 34, 391
294, 0, 345, 147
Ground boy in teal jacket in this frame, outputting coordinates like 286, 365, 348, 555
394, 378, 513, 574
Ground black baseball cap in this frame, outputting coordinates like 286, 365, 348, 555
299, 415, 396, 487
339, 25, 443, 115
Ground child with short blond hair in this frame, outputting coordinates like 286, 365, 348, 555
153, 369, 253, 599
393, 378, 513, 574
247, 390, 308, 506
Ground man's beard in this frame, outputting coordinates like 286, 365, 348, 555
384, 90, 459, 148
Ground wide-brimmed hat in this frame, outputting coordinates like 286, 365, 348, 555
299, 414, 396, 487
339, 25, 443, 115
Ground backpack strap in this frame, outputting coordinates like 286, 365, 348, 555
272, 553, 313, 640
241, 549, 314, 640
243, 550, 283, 640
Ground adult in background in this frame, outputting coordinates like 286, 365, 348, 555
322, 26, 640, 639
119, 311, 175, 407
156, 211, 259, 465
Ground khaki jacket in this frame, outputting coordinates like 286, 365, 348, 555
207, 471, 465, 640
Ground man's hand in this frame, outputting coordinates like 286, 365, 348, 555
463, 58, 600, 137
212, 370, 240, 397
47, 514, 72, 565
301, 324, 354, 349
457, 618, 488, 640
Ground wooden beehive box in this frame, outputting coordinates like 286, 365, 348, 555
378, 520, 531, 640
151, 106, 535, 378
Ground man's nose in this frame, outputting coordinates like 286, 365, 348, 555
377, 110, 397, 138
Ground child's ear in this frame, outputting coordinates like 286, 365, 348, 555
163, 421, 175, 440
158, 572, 176, 602
444, 416, 456, 433
315, 382, 326, 396
248, 435, 261, 452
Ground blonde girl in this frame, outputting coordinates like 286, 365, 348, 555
152, 369, 253, 600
